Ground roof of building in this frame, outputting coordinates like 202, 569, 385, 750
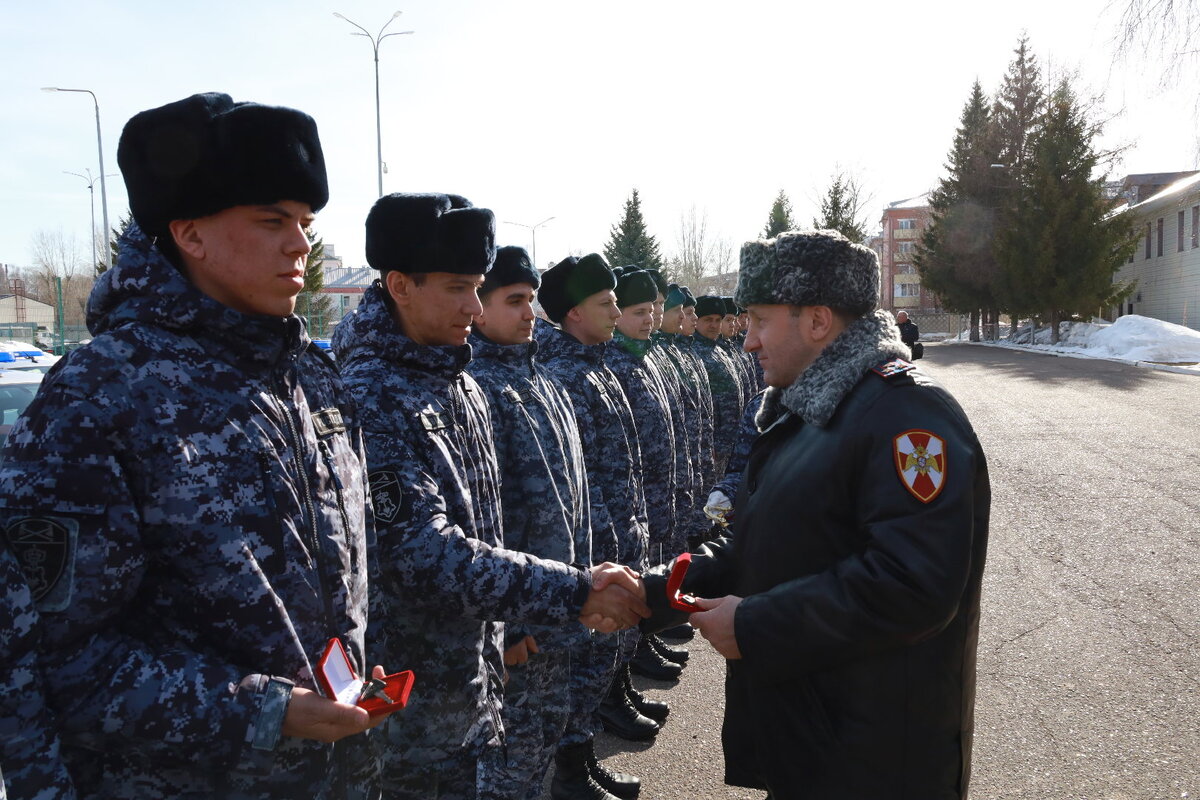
0, 294, 53, 306
1127, 171, 1200, 212
322, 267, 374, 289
885, 193, 931, 211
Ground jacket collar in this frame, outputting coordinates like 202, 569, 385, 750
332, 281, 471, 379
536, 324, 606, 366
469, 330, 537, 373
755, 310, 910, 430
87, 223, 308, 373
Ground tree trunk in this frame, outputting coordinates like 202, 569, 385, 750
969, 309, 981, 342
1049, 309, 1061, 344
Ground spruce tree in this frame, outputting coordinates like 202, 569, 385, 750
603, 189, 664, 271
296, 230, 335, 336
762, 190, 797, 238
812, 171, 869, 243
990, 35, 1046, 334
994, 79, 1137, 343
104, 212, 134, 275
914, 80, 1002, 340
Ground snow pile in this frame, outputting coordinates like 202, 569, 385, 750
1085, 315, 1200, 363
963, 314, 1200, 371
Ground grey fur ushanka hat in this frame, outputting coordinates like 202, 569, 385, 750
735, 229, 879, 316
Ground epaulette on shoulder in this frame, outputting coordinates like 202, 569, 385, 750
871, 358, 915, 379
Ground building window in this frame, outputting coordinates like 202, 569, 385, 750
898, 219, 918, 230
895, 283, 920, 297
897, 241, 915, 255
1157, 217, 1164, 256
1145, 223, 1152, 258
1179, 210, 1186, 252
896, 262, 916, 274
1193, 206, 1199, 249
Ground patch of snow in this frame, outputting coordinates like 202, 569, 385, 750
950, 315, 1200, 374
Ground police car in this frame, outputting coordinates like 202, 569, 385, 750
0, 369, 43, 456
0, 341, 60, 374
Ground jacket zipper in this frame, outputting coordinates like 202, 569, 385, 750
272, 369, 336, 630
318, 438, 357, 579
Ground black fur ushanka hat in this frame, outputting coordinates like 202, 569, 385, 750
539, 254, 616, 323
118, 92, 328, 239
366, 193, 496, 275
481, 245, 539, 294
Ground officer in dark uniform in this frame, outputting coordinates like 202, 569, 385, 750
896, 311, 922, 359
642, 230, 990, 799
0, 93, 384, 798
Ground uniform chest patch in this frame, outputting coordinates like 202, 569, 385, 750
5, 516, 79, 611
369, 470, 406, 525
893, 430, 946, 503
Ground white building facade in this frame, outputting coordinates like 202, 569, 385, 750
1114, 173, 1200, 331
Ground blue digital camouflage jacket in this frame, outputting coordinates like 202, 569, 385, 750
466, 332, 592, 652
654, 332, 713, 548
0, 546, 76, 800
536, 324, 648, 571
332, 283, 591, 770
712, 389, 767, 509
0, 225, 375, 799
693, 333, 745, 468
607, 333, 677, 567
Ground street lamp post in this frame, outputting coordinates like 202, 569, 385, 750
503, 217, 556, 268
334, 11, 413, 197
63, 169, 113, 270
43, 87, 111, 270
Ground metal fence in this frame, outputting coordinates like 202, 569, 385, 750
904, 312, 973, 342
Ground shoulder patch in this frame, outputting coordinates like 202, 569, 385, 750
368, 470, 408, 525
893, 430, 947, 503
872, 358, 915, 379
5, 516, 78, 611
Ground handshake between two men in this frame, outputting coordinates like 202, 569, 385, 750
579, 562, 652, 633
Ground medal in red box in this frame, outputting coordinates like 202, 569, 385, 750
666, 552, 704, 613
316, 637, 414, 718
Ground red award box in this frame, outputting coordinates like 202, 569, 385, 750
666, 552, 704, 613
316, 637, 414, 718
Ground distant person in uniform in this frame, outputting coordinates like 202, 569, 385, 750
642, 230, 991, 799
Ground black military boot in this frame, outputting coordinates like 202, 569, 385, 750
585, 738, 641, 800
659, 623, 695, 642
629, 636, 683, 681
597, 674, 660, 741
649, 633, 689, 665
623, 664, 669, 723
551, 740, 622, 800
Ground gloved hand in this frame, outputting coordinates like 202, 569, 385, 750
704, 490, 732, 525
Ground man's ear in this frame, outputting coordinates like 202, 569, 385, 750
168, 219, 205, 261
384, 270, 412, 308
565, 305, 583, 325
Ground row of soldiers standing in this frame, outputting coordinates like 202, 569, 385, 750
0, 91, 760, 800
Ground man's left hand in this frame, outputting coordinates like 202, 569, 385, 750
690, 595, 743, 660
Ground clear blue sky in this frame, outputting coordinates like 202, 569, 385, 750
2, 0, 1195, 273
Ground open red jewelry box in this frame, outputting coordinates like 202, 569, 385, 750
666, 552, 704, 613
316, 637, 414, 718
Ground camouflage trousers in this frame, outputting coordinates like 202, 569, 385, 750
382, 736, 502, 800
560, 630, 622, 746
479, 648, 571, 800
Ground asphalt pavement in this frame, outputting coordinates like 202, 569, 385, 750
544, 342, 1199, 799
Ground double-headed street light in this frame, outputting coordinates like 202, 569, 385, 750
334, 11, 414, 197
43, 87, 111, 270
64, 169, 116, 271
504, 217, 556, 269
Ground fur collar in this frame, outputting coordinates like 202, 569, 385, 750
756, 310, 910, 430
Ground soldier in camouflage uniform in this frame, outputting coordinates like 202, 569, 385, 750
719, 298, 754, 409
693, 295, 746, 479
605, 270, 687, 690
332, 196, 648, 800
0, 93, 383, 799
465, 246, 592, 800
1, 546, 76, 799
705, 389, 766, 526
536, 255, 653, 800
655, 285, 714, 553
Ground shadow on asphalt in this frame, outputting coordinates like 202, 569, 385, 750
922, 342, 1165, 391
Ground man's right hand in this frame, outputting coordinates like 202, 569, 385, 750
579, 562, 651, 632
